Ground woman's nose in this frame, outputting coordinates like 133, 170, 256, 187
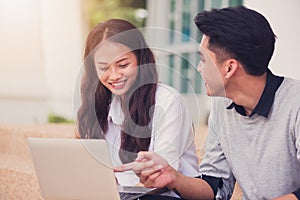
109, 66, 122, 80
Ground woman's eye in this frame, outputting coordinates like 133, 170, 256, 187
119, 63, 129, 68
98, 67, 108, 71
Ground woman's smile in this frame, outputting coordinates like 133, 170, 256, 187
94, 41, 139, 97
110, 80, 127, 89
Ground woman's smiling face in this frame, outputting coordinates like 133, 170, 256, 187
94, 41, 139, 98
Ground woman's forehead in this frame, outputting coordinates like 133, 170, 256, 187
94, 41, 133, 64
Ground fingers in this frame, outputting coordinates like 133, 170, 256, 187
140, 170, 164, 188
113, 162, 135, 172
141, 164, 164, 177
139, 165, 165, 187
135, 151, 153, 162
148, 170, 163, 182
139, 170, 160, 185
113, 160, 154, 173
132, 160, 154, 173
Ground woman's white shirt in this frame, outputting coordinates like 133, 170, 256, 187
105, 83, 199, 186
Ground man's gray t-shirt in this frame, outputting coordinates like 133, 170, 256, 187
199, 77, 300, 199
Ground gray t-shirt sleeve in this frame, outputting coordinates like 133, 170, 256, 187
293, 106, 300, 198
199, 98, 235, 199
295, 105, 300, 163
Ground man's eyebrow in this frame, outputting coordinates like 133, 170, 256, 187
198, 51, 204, 57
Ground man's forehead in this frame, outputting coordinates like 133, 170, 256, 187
199, 35, 208, 48
198, 35, 218, 64
198, 35, 209, 55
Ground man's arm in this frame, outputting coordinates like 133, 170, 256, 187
273, 105, 300, 200
165, 169, 215, 200
114, 151, 215, 200
272, 193, 298, 200
273, 106, 300, 200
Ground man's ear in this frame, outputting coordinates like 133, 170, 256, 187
225, 59, 238, 79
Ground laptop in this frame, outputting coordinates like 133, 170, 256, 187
28, 138, 166, 200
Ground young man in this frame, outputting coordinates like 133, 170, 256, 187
114, 6, 300, 200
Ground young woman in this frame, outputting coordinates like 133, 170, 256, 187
77, 19, 199, 197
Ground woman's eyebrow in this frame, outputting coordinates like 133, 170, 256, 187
96, 57, 128, 65
115, 57, 128, 63
96, 61, 108, 65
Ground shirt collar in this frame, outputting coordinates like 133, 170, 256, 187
227, 69, 284, 118
108, 95, 124, 125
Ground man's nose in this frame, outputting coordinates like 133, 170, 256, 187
197, 62, 202, 73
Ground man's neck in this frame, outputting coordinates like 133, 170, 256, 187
227, 72, 267, 116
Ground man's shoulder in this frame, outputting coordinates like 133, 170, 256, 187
276, 77, 300, 109
285, 77, 300, 88
278, 77, 300, 98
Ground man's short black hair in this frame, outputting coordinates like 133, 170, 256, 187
194, 6, 276, 76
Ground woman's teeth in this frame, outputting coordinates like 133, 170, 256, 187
112, 80, 126, 87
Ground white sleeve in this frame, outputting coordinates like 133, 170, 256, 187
199, 98, 235, 199
151, 87, 197, 173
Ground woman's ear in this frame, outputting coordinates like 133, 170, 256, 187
225, 59, 238, 79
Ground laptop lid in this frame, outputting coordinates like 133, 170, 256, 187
28, 138, 120, 200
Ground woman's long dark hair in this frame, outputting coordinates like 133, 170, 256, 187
77, 19, 158, 163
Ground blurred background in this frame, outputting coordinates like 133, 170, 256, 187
0, 0, 299, 125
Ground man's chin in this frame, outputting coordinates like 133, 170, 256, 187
205, 90, 211, 96
204, 85, 211, 96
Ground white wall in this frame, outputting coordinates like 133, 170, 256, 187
39, 0, 84, 119
244, 0, 300, 79
0, 0, 85, 124
1, 0, 299, 124
0, 0, 48, 123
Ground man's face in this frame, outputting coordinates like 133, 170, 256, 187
197, 35, 226, 97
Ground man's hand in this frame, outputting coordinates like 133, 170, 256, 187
113, 151, 178, 188
114, 151, 215, 200
139, 163, 179, 189
272, 194, 298, 200
113, 151, 168, 173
